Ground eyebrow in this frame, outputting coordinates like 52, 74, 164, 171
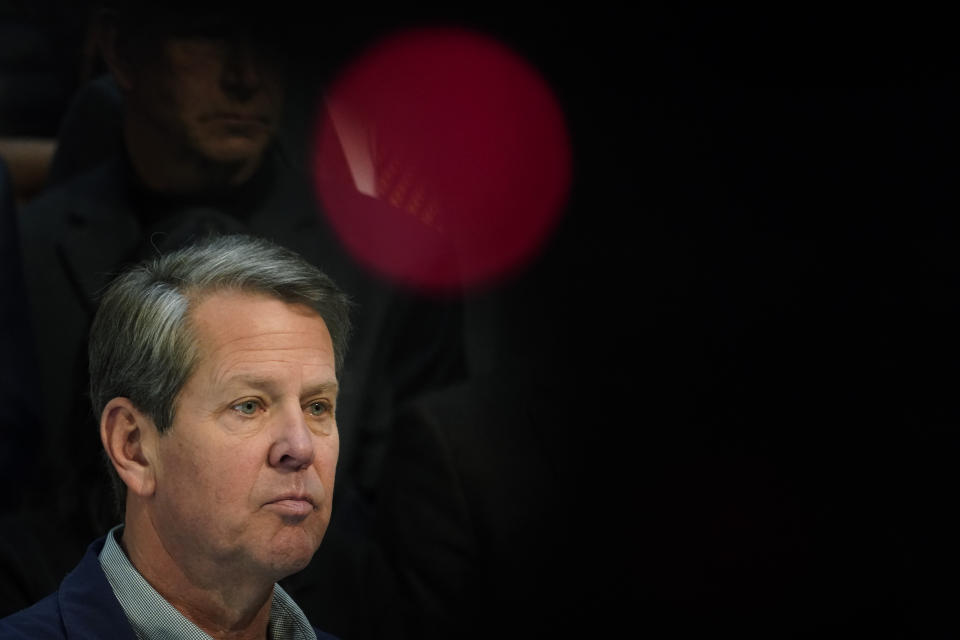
303, 381, 340, 398
224, 376, 339, 398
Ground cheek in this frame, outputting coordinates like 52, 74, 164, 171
162, 436, 256, 512
172, 77, 216, 116
263, 79, 286, 107
160, 59, 219, 110
315, 436, 339, 487
209, 447, 264, 507
155, 447, 211, 530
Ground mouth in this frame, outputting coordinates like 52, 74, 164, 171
204, 113, 272, 133
264, 494, 316, 517
208, 112, 269, 123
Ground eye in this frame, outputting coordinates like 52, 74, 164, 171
306, 401, 330, 417
232, 399, 260, 415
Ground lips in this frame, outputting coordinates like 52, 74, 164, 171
207, 113, 269, 125
265, 494, 316, 517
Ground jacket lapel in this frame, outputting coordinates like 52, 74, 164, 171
58, 537, 138, 640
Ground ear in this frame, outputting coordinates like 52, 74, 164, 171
100, 397, 158, 498
96, 12, 136, 91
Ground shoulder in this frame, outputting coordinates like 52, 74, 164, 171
17, 158, 141, 282
19, 158, 130, 237
0, 536, 137, 640
314, 628, 341, 640
0, 592, 66, 639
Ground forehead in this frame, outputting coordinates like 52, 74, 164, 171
122, 6, 288, 48
188, 290, 335, 381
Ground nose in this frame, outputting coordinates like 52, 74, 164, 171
268, 404, 315, 471
220, 40, 264, 99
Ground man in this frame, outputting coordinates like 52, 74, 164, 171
0, 234, 350, 638
99, 0, 288, 194
14, 2, 465, 633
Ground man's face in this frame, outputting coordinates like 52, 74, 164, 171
149, 290, 338, 582
128, 31, 286, 165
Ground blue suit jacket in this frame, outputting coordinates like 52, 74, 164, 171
0, 536, 337, 639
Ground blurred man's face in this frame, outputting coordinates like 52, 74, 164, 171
128, 30, 286, 165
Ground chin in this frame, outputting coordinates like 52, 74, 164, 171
263, 526, 325, 577
270, 551, 314, 578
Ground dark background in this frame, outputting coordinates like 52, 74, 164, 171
4, 3, 960, 635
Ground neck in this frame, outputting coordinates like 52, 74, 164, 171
121, 508, 274, 640
123, 114, 262, 196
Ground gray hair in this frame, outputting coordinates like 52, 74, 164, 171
89, 234, 352, 508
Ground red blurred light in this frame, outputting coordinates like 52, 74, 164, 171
312, 27, 572, 292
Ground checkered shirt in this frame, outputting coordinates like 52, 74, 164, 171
99, 525, 317, 640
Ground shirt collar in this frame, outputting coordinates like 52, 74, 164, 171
99, 525, 316, 640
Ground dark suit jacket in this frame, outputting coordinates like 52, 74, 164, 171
0, 537, 135, 640
0, 536, 338, 639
